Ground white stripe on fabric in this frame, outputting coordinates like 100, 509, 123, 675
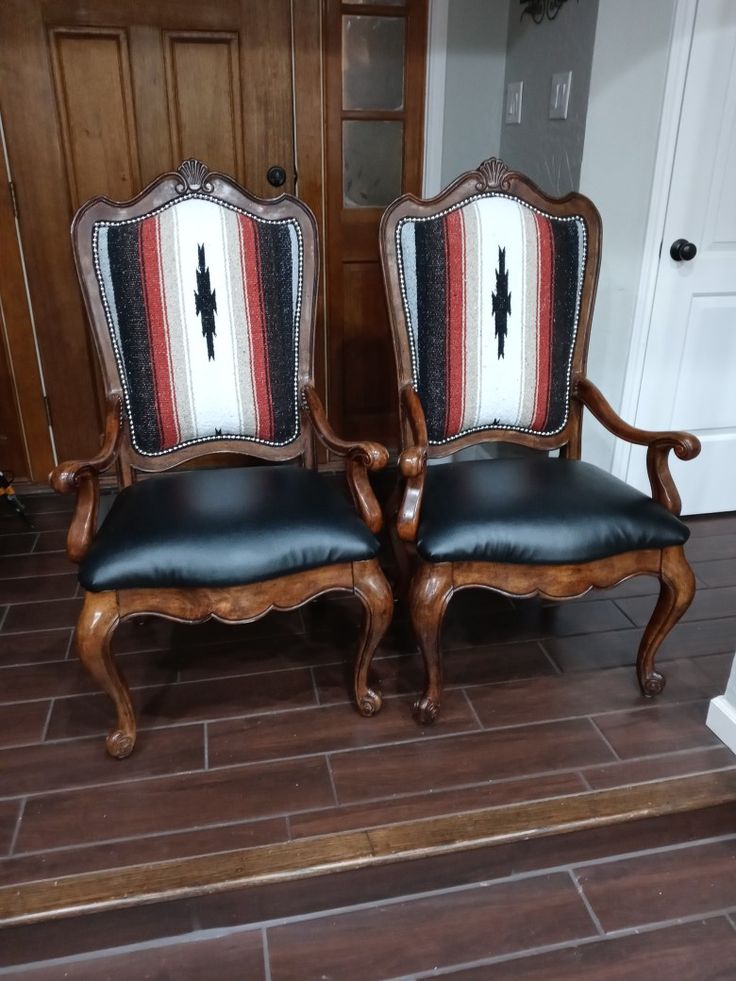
166, 198, 245, 440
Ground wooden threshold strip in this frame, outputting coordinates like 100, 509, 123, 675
2, 769, 735, 926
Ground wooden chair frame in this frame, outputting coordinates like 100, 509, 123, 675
51, 160, 392, 758
380, 158, 701, 723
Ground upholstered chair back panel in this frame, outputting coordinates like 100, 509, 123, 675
93, 196, 302, 456
397, 194, 587, 444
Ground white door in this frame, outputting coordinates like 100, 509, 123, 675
625, 0, 736, 515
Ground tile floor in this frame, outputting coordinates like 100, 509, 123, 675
1, 491, 736, 976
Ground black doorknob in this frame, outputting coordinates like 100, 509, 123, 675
670, 238, 697, 261
266, 166, 286, 188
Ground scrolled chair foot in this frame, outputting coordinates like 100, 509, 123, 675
639, 670, 666, 698
106, 728, 136, 759
357, 688, 383, 717
413, 695, 440, 725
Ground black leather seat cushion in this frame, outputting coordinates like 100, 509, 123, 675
80, 466, 379, 592
417, 458, 689, 565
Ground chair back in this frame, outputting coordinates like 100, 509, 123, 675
73, 160, 317, 471
380, 158, 601, 454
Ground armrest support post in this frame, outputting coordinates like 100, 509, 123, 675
397, 386, 429, 542
575, 378, 700, 515
302, 384, 388, 534
49, 395, 123, 563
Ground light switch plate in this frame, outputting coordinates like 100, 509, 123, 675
505, 81, 523, 125
549, 71, 572, 120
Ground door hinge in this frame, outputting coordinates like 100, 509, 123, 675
43, 395, 53, 429
7, 181, 18, 220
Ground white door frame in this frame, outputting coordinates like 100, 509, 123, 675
611, 0, 698, 480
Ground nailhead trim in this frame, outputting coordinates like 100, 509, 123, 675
92, 192, 304, 457
394, 192, 588, 445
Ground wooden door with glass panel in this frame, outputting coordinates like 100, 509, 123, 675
325, 0, 428, 447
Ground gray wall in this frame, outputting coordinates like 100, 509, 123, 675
440, 0, 509, 188
500, 0, 599, 195
580, 0, 677, 470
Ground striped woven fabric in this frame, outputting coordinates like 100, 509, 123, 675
93, 196, 301, 456
398, 195, 586, 443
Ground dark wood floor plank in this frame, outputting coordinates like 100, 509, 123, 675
467, 658, 719, 730
591, 700, 721, 759
617, 585, 736, 627
32, 530, 68, 553
0, 628, 72, 666
314, 643, 554, 705
1, 511, 71, 533
208, 691, 479, 769
442, 916, 736, 980
45, 666, 317, 740
577, 837, 736, 931
687, 512, 736, 537
694, 557, 736, 588
289, 772, 586, 839
546, 617, 736, 673
0, 817, 289, 887
442, 598, 631, 651
2, 597, 83, 632
330, 719, 615, 804
0, 725, 204, 798
0, 701, 50, 750
266, 873, 595, 981
15, 495, 74, 516
0, 898, 197, 969
0, 552, 74, 580
0, 533, 37, 556
583, 746, 736, 790
0, 659, 96, 703
0, 574, 77, 605
0, 929, 265, 980
0, 801, 20, 855
687, 532, 736, 562
15, 756, 333, 852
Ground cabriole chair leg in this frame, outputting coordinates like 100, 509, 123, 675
636, 545, 696, 696
352, 558, 393, 716
409, 562, 453, 725
76, 590, 136, 759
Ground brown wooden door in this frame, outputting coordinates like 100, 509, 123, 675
324, 0, 427, 446
0, 0, 296, 462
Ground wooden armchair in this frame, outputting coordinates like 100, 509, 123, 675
52, 159, 391, 758
380, 158, 700, 723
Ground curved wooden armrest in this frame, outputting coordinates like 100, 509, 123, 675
397, 386, 429, 542
49, 395, 123, 562
575, 378, 700, 515
302, 384, 388, 534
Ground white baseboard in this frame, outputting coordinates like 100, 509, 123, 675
706, 696, 736, 756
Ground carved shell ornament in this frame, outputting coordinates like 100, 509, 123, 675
475, 157, 513, 192
175, 158, 213, 194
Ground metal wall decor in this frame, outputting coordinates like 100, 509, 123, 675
520, 0, 570, 24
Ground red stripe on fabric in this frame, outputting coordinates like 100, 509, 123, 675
444, 210, 466, 437
239, 215, 273, 441
531, 214, 554, 430
139, 217, 179, 448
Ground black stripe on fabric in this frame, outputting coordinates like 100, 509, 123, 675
257, 222, 296, 442
414, 217, 448, 441
104, 223, 162, 453
546, 218, 581, 431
